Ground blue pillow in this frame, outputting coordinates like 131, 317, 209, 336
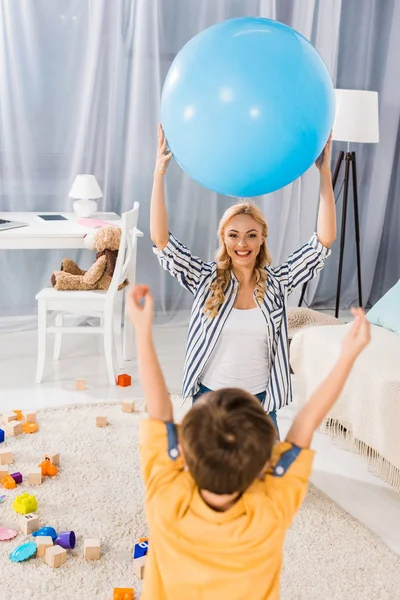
367, 279, 400, 335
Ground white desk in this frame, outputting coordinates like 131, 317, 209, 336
0, 211, 142, 361
0, 211, 122, 249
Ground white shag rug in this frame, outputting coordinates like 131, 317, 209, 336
1, 400, 399, 600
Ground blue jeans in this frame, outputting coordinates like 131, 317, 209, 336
193, 383, 279, 438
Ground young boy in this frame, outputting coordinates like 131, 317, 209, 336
127, 285, 370, 600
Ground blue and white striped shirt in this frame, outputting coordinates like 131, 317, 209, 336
154, 233, 331, 411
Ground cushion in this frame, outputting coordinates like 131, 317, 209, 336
367, 279, 400, 335
287, 307, 341, 340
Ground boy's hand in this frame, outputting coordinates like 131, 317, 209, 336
126, 285, 154, 334
341, 308, 371, 361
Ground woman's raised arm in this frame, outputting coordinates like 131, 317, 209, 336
150, 124, 172, 249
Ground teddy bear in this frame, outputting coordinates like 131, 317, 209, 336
50, 225, 128, 291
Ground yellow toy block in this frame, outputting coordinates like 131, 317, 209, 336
12, 492, 38, 515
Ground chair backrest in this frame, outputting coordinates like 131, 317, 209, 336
106, 202, 139, 300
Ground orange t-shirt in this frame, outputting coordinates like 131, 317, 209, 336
139, 419, 314, 600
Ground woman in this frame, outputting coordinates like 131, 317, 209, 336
151, 124, 336, 433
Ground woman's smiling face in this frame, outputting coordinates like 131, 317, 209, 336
223, 214, 264, 269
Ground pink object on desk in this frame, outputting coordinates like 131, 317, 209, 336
76, 218, 117, 229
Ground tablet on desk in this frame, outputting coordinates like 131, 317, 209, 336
38, 214, 68, 221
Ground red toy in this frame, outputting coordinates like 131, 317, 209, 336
117, 374, 131, 387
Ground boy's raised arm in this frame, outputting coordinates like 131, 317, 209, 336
126, 285, 173, 422
286, 308, 371, 449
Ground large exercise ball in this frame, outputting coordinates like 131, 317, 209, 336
161, 17, 334, 197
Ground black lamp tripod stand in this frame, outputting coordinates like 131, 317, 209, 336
298, 149, 363, 318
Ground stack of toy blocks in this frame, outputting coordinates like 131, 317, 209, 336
133, 538, 148, 579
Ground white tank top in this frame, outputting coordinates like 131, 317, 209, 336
201, 307, 270, 395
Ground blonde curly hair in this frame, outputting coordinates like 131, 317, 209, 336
204, 202, 272, 318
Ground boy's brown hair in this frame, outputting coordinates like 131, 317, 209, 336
180, 388, 276, 494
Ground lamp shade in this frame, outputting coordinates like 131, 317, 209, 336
69, 174, 103, 199
332, 89, 379, 144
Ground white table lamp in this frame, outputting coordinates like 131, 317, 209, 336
69, 174, 103, 218
333, 89, 379, 146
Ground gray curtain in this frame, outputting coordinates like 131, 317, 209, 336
0, 0, 399, 329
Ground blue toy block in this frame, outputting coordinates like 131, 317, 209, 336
133, 540, 149, 559
0, 429, 4, 443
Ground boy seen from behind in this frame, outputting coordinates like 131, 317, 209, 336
127, 285, 370, 600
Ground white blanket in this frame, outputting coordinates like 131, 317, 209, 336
290, 323, 400, 492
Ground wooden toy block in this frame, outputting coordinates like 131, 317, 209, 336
122, 400, 135, 413
133, 556, 146, 579
36, 536, 53, 558
1, 412, 18, 424
117, 374, 132, 387
113, 589, 134, 600
76, 378, 86, 391
0, 466, 8, 479
19, 513, 39, 534
0, 449, 13, 465
45, 545, 67, 568
44, 453, 60, 466
23, 411, 37, 423
96, 416, 108, 427
84, 538, 101, 560
5, 421, 23, 437
28, 467, 42, 485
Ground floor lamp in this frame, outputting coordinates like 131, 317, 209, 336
298, 89, 379, 317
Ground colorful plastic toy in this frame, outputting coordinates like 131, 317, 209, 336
13, 410, 23, 421
113, 589, 134, 600
0, 494, 5, 503
39, 459, 58, 477
0, 527, 18, 541
1, 474, 16, 489
117, 374, 132, 387
32, 526, 57, 541
12, 492, 38, 515
133, 539, 149, 559
10, 472, 23, 484
0, 429, 4, 443
9, 541, 37, 562
22, 422, 39, 434
56, 531, 76, 549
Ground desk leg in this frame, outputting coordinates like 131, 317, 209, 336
123, 240, 138, 361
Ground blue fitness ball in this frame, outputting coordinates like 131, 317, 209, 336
161, 17, 334, 196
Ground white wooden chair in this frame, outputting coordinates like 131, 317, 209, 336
35, 203, 140, 385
